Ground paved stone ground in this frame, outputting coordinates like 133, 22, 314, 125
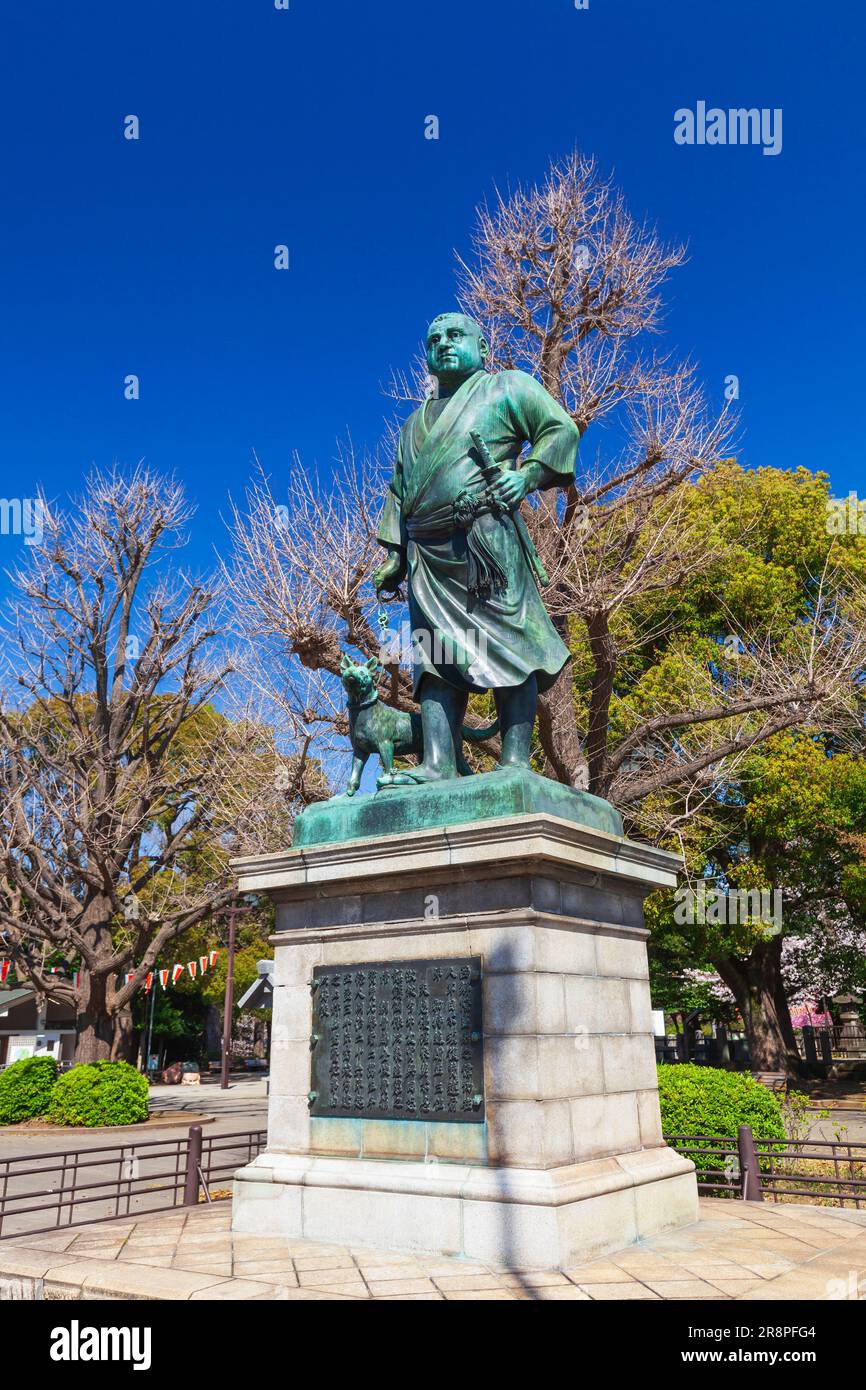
146, 1074, 268, 1119
2, 1198, 866, 1300
807, 1108, 866, 1144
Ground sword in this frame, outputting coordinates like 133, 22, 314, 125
469, 429, 550, 588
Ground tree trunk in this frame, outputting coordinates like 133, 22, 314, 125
586, 611, 617, 796
536, 628, 589, 787
74, 898, 115, 1064
110, 1004, 138, 1063
74, 979, 113, 1063
773, 968, 801, 1062
713, 937, 802, 1078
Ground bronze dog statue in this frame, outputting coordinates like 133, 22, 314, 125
339, 655, 497, 793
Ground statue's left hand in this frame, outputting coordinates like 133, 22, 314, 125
493, 469, 532, 510
373, 552, 406, 596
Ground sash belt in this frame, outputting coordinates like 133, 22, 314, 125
406, 486, 509, 601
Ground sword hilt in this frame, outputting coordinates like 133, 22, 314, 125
469, 429, 503, 484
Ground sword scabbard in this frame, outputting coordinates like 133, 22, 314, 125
470, 430, 549, 588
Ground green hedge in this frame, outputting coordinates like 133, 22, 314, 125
658, 1063, 786, 1139
658, 1063, 786, 1186
47, 1060, 149, 1128
0, 1055, 58, 1123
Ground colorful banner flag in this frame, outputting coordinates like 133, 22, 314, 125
0, 960, 9, 984
71, 954, 222, 996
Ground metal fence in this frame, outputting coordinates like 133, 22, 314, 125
5, 1120, 864, 1240
799, 1025, 866, 1062
666, 1126, 866, 1207
0, 1125, 266, 1241
654, 1035, 751, 1067
655, 1026, 866, 1068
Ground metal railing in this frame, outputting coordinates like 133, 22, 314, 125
667, 1127, 866, 1207
0, 1125, 266, 1240
798, 1025, 866, 1062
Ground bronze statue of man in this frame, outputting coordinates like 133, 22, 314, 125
373, 312, 579, 783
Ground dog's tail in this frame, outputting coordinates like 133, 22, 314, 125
461, 719, 499, 742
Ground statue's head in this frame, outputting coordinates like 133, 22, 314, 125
426, 313, 488, 390
340, 653, 379, 705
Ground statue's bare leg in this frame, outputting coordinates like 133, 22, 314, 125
494, 674, 537, 769
390, 675, 467, 784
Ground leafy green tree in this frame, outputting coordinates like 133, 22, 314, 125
132, 987, 207, 1067
647, 731, 866, 1073
174, 909, 274, 1060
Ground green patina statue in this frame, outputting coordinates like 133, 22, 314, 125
292, 311, 624, 844
372, 311, 580, 785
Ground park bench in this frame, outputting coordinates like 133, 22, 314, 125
752, 1071, 788, 1093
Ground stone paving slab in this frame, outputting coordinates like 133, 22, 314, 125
2, 1198, 866, 1300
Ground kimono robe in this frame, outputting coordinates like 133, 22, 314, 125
377, 368, 579, 696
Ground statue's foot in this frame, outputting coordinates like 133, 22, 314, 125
495, 757, 532, 772
387, 763, 456, 786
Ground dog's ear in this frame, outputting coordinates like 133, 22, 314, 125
340, 653, 350, 672
366, 656, 379, 672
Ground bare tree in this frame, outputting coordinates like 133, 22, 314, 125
457, 152, 866, 805
222, 446, 474, 792
225, 153, 864, 822
0, 466, 288, 1062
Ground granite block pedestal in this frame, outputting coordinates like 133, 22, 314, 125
231, 781, 698, 1268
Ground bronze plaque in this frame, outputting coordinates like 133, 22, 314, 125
309, 957, 484, 1123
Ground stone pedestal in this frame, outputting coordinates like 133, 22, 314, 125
231, 807, 698, 1268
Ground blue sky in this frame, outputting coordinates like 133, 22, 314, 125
1, 0, 862, 580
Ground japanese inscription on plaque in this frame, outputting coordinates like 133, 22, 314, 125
309, 957, 484, 1123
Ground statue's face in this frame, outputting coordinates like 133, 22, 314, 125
426, 314, 487, 387
340, 655, 378, 703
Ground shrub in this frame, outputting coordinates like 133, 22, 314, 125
658, 1063, 786, 1140
48, 1060, 149, 1127
0, 1055, 58, 1123
658, 1063, 786, 1188
781, 1089, 825, 1143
